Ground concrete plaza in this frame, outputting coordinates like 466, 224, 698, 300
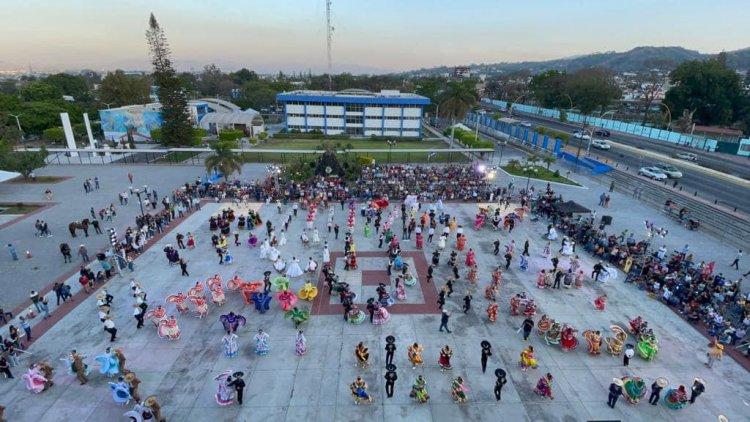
0, 162, 748, 421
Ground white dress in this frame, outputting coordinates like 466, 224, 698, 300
438, 236, 446, 251
561, 240, 574, 256
278, 232, 287, 246
546, 227, 558, 241
286, 259, 304, 278
259, 240, 270, 259
322, 246, 330, 264
305, 259, 318, 272
312, 229, 320, 243
268, 247, 280, 262
273, 257, 286, 272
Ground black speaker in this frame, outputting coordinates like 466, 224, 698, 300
601, 215, 613, 226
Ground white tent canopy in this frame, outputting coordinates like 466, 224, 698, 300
0, 170, 20, 183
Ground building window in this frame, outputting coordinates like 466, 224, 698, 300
345, 116, 363, 124
345, 103, 363, 112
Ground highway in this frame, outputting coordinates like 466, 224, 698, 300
478, 107, 750, 214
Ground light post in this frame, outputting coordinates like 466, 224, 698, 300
508, 93, 527, 118
586, 110, 616, 155
132, 188, 145, 217
100, 101, 114, 110
657, 102, 672, 130
497, 140, 507, 166
9, 113, 23, 133
523, 165, 538, 193
387, 139, 396, 163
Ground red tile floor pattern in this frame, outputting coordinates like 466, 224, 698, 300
360, 270, 390, 286
311, 251, 440, 315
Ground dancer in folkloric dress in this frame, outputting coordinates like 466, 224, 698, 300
254, 329, 270, 356
223, 331, 239, 358
295, 330, 307, 356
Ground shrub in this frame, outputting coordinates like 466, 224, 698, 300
358, 155, 375, 165
218, 130, 244, 143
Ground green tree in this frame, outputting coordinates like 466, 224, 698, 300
230, 68, 259, 85
19, 82, 62, 102
0, 147, 48, 179
664, 59, 746, 127
566, 68, 621, 115
542, 155, 556, 170
44, 73, 91, 101
146, 14, 194, 146
204, 141, 243, 181
439, 80, 478, 137
14, 101, 72, 135
42, 127, 66, 142
99, 70, 151, 107
529, 70, 569, 109
149, 128, 162, 143
197, 64, 235, 97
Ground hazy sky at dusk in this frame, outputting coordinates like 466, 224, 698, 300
1, 0, 748, 74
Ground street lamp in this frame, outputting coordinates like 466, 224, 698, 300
523, 165, 538, 193
100, 101, 114, 110
9, 113, 23, 133
497, 140, 507, 166
132, 188, 145, 217
508, 93, 527, 118
585, 110, 617, 155
657, 102, 672, 130
387, 139, 396, 163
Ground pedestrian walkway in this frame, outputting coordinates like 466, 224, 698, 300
0, 163, 747, 421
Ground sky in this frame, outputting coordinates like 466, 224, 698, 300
1, 0, 748, 74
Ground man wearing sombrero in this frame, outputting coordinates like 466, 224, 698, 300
649, 377, 668, 405
608, 378, 623, 408
690, 378, 705, 404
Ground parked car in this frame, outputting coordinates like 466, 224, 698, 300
573, 131, 591, 140
638, 166, 668, 181
520, 121, 532, 128
654, 163, 683, 178
591, 139, 611, 150
594, 129, 610, 137
675, 152, 698, 161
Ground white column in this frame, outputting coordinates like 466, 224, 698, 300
83, 113, 96, 148
60, 112, 78, 157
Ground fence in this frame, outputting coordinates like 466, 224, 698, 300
481, 98, 731, 153
32, 147, 493, 166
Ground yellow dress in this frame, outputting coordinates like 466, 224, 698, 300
298, 281, 318, 301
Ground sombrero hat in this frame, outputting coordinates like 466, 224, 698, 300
144, 395, 158, 407
124, 372, 136, 382
656, 377, 668, 388
233, 371, 245, 378
718, 415, 729, 422
495, 368, 507, 378
386, 364, 397, 372
97, 293, 105, 299
264, 271, 272, 276
694, 378, 706, 386
481, 340, 492, 350
385, 335, 395, 344
715, 344, 724, 350
612, 378, 624, 387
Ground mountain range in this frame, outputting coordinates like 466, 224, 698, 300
403, 46, 750, 76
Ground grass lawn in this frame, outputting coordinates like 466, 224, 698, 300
0, 203, 43, 214
501, 164, 580, 186
7, 176, 67, 184
247, 138, 469, 163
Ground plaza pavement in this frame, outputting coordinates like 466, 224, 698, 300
0, 162, 748, 421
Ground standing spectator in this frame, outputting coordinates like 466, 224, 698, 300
7, 244, 18, 261
20, 316, 31, 342
92, 220, 102, 235
0, 356, 13, 379
180, 259, 189, 277
60, 243, 72, 263
30, 290, 42, 313
128, 172, 134, 184
78, 245, 90, 263
40, 296, 51, 319
94, 176, 100, 190
730, 250, 743, 270
521, 317, 535, 341
52, 282, 63, 305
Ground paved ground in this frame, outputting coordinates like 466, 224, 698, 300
0, 162, 748, 421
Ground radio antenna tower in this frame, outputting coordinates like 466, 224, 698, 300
326, 0, 333, 90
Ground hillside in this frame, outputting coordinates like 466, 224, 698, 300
404, 46, 750, 76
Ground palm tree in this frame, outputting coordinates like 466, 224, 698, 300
506, 159, 521, 169
542, 156, 557, 170
525, 154, 541, 167
438, 81, 479, 146
205, 141, 244, 181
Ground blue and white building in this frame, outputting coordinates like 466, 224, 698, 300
276, 89, 430, 137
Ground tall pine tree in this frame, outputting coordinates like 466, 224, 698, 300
146, 13, 194, 146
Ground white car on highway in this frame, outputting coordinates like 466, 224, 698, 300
638, 166, 668, 181
520, 121, 532, 128
573, 131, 591, 140
675, 152, 698, 161
654, 163, 683, 178
591, 139, 611, 150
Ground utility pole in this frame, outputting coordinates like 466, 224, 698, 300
326, 0, 333, 91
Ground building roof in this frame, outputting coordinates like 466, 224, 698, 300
277, 89, 430, 105
199, 111, 263, 126
195, 98, 242, 113
0, 170, 20, 184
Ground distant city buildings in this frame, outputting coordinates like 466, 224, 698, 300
276, 89, 430, 137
